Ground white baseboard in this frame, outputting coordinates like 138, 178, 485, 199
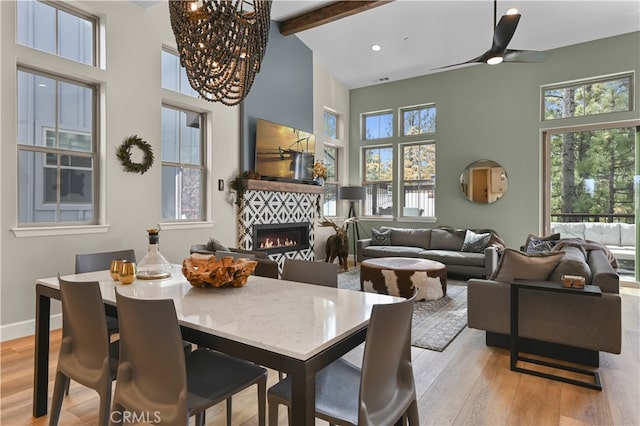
0, 314, 62, 342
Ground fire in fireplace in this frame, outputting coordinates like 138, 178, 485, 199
253, 223, 310, 254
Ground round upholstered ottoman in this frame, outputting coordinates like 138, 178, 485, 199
360, 257, 447, 301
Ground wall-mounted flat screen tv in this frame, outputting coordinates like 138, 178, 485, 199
255, 118, 316, 183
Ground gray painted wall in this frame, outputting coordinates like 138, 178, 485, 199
349, 32, 640, 248
241, 22, 313, 171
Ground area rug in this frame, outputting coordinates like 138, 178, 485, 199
338, 268, 468, 352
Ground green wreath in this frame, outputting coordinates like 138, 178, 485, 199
117, 135, 154, 174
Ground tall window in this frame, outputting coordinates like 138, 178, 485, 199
543, 73, 632, 120
400, 142, 435, 217
17, 69, 97, 224
161, 48, 199, 98
362, 146, 393, 215
161, 106, 205, 220
323, 146, 338, 216
401, 104, 436, 136
324, 110, 338, 140
548, 126, 636, 223
363, 111, 393, 140
17, 0, 96, 66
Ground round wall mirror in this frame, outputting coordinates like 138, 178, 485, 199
460, 160, 508, 204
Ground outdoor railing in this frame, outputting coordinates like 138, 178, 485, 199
551, 213, 635, 224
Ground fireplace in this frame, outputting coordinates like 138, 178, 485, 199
253, 223, 310, 255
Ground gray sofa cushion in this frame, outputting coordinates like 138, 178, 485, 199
420, 250, 485, 267
430, 229, 464, 250
549, 245, 592, 284
362, 245, 425, 258
381, 226, 431, 249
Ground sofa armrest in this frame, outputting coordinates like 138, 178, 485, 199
357, 239, 372, 263
588, 250, 619, 294
483, 246, 498, 278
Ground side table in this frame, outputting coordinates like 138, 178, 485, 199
510, 280, 602, 391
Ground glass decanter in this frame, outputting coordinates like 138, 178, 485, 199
136, 228, 172, 279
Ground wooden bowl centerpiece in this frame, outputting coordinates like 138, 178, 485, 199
182, 253, 258, 288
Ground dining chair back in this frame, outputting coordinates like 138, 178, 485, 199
267, 295, 419, 426
112, 291, 267, 426
75, 249, 136, 336
281, 259, 338, 287
75, 249, 136, 274
49, 278, 118, 426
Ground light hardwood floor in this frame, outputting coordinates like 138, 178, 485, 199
2, 286, 638, 426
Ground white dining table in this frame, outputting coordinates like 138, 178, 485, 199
33, 264, 402, 425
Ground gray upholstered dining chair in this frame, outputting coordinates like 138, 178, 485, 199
267, 295, 419, 426
281, 258, 338, 287
75, 249, 136, 335
49, 278, 119, 426
279, 258, 339, 382
75, 249, 137, 276
111, 291, 268, 426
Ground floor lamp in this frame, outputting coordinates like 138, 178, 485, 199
338, 186, 366, 266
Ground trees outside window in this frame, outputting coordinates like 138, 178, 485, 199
401, 104, 436, 136
549, 127, 635, 223
362, 146, 393, 215
400, 142, 436, 217
544, 73, 636, 223
543, 73, 632, 120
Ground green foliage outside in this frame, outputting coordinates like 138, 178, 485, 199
546, 75, 635, 220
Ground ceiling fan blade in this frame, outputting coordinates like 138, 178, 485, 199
491, 13, 520, 52
504, 49, 550, 63
431, 55, 484, 70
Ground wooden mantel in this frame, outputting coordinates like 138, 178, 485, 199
242, 179, 325, 194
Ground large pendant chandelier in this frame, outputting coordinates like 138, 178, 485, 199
169, 0, 272, 106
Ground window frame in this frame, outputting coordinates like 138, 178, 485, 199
161, 46, 200, 98
160, 104, 207, 222
361, 144, 394, 217
16, 0, 98, 67
322, 144, 340, 217
361, 110, 394, 141
398, 140, 436, 219
400, 103, 436, 136
17, 66, 98, 226
541, 72, 634, 121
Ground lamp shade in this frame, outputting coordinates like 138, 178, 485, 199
338, 186, 366, 201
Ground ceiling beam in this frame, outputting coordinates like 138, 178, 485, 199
279, 1, 394, 36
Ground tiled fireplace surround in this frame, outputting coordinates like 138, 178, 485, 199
237, 179, 324, 273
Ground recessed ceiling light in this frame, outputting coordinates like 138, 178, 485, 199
371, 44, 381, 52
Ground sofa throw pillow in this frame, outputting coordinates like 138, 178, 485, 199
524, 233, 560, 253
489, 249, 565, 283
526, 238, 559, 254
206, 237, 230, 253
371, 228, 391, 246
461, 230, 491, 253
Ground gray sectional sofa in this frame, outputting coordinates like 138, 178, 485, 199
357, 226, 504, 278
467, 244, 621, 364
